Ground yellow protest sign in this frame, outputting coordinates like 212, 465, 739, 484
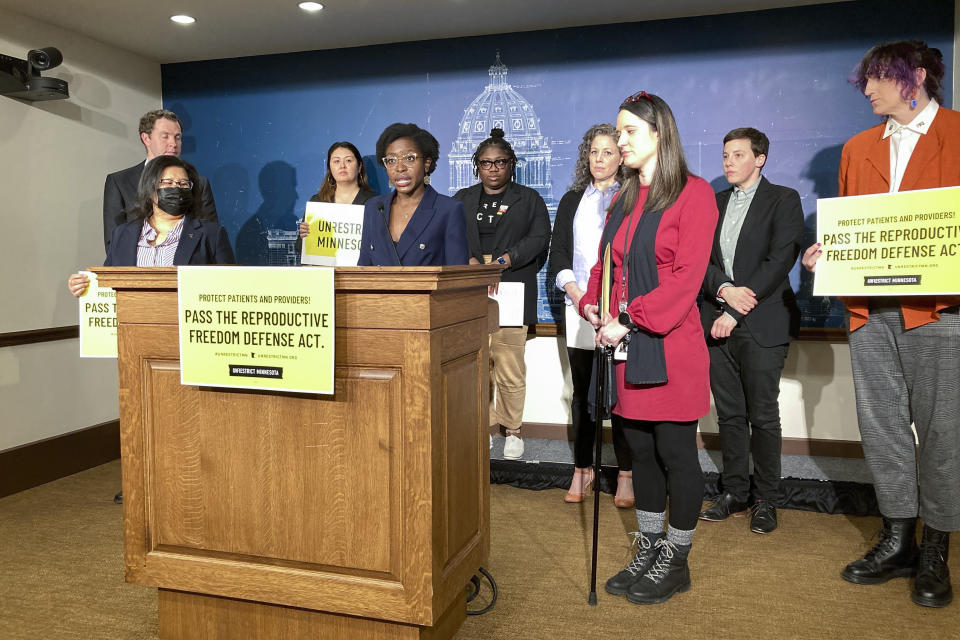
178, 266, 335, 394
301, 202, 365, 266
78, 270, 117, 358
814, 186, 960, 296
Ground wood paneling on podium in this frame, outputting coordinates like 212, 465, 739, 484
94, 266, 499, 639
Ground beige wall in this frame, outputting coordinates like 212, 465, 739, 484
521, 337, 861, 442
0, 8, 161, 451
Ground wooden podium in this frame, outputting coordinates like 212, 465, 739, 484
94, 266, 500, 640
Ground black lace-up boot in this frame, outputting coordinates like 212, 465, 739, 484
604, 531, 665, 596
911, 525, 952, 607
842, 516, 919, 584
625, 539, 691, 604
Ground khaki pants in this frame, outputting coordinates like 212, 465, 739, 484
489, 325, 528, 430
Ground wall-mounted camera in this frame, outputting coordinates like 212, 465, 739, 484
0, 46, 69, 101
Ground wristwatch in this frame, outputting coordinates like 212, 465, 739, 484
618, 310, 637, 332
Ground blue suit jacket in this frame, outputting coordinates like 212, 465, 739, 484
104, 216, 236, 266
357, 185, 469, 266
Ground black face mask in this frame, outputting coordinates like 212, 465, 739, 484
156, 187, 194, 216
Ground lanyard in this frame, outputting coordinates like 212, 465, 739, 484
618, 204, 637, 313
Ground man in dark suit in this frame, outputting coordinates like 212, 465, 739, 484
698, 128, 804, 534
102, 109, 217, 251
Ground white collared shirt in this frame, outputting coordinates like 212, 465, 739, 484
555, 182, 619, 304
884, 99, 939, 193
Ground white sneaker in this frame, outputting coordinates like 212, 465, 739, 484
503, 434, 524, 460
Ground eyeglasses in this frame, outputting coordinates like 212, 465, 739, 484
477, 158, 511, 170
382, 153, 420, 168
624, 90, 652, 103
158, 178, 193, 189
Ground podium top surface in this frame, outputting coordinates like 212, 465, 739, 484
91, 265, 502, 292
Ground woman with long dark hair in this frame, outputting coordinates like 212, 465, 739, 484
68, 155, 234, 296
311, 141, 375, 205
454, 128, 551, 460
580, 92, 717, 604
549, 123, 633, 505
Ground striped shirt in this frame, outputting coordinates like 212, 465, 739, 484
136, 217, 185, 266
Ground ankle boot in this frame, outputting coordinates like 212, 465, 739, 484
625, 539, 691, 604
842, 517, 919, 585
912, 525, 952, 607
605, 531, 664, 596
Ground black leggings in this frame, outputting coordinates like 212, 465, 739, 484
617, 416, 703, 531
569, 348, 632, 470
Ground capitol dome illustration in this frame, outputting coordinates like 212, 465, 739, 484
448, 52, 554, 206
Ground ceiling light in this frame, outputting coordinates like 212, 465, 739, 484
170, 15, 196, 24
299, 2, 324, 11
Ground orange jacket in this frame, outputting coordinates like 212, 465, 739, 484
838, 106, 960, 331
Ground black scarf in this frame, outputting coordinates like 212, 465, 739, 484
599, 196, 668, 386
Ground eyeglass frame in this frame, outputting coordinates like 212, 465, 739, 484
381, 153, 421, 168
158, 178, 194, 189
476, 158, 513, 170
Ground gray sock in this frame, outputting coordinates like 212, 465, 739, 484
636, 509, 666, 534
666, 525, 695, 547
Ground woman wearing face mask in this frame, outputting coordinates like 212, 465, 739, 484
67, 155, 235, 296
549, 123, 633, 506
454, 128, 551, 461
357, 122, 468, 266
580, 92, 717, 605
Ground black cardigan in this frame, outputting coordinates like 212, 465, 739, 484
454, 181, 551, 326
547, 189, 586, 294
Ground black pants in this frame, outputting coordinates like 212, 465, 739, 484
568, 347, 632, 470
708, 330, 788, 502
618, 416, 703, 531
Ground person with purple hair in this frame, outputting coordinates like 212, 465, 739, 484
803, 40, 960, 608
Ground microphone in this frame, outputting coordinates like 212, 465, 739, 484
377, 202, 403, 266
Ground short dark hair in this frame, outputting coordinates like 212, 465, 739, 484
472, 128, 517, 180
132, 155, 205, 220
723, 127, 770, 159
138, 109, 180, 137
375, 123, 440, 175
851, 40, 945, 104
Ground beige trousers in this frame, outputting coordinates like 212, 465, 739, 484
489, 325, 528, 430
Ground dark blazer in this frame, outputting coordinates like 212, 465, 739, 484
700, 176, 804, 347
104, 216, 235, 266
547, 189, 586, 287
309, 187, 377, 205
357, 185, 469, 266
103, 160, 218, 252
454, 181, 550, 326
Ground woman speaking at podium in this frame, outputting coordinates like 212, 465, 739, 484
357, 123, 468, 266
67, 155, 235, 295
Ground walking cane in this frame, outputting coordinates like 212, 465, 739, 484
588, 246, 614, 606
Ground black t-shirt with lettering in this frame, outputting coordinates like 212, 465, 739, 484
476, 190, 503, 255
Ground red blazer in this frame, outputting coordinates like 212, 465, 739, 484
838, 106, 960, 331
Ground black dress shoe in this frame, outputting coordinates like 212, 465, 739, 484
605, 531, 664, 596
626, 539, 691, 605
750, 500, 778, 534
912, 525, 952, 608
842, 517, 918, 585
699, 492, 748, 521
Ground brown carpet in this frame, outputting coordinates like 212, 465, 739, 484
1, 461, 958, 639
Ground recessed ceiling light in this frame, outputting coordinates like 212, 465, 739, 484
299, 2, 324, 11
170, 15, 196, 24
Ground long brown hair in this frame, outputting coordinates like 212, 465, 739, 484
314, 141, 371, 202
615, 92, 689, 214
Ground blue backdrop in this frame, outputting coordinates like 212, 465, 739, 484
162, 0, 954, 327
